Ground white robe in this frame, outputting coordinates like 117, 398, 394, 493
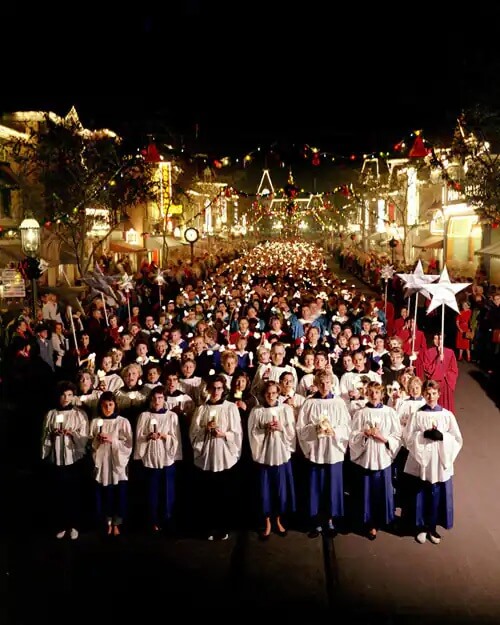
134, 410, 182, 468
248, 404, 296, 466
165, 393, 195, 419
340, 370, 381, 402
115, 387, 148, 412
190, 401, 242, 472
297, 372, 340, 398
296, 397, 351, 465
100, 372, 124, 393
90, 416, 133, 486
179, 376, 204, 406
349, 405, 402, 470
251, 363, 298, 400
397, 397, 426, 429
278, 393, 305, 421
403, 407, 463, 484
41, 408, 89, 465
75, 391, 102, 418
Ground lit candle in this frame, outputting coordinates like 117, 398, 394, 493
248, 352, 254, 367
97, 418, 103, 434
150, 418, 158, 433
210, 409, 217, 425
234, 391, 243, 399
55, 414, 64, 431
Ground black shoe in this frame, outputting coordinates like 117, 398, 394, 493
367, 529, 377, 541
258, 530, 271, 541
308, 527, 321, 539
275, 528, 288, 537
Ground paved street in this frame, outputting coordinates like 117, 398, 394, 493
3, 359, 500, 625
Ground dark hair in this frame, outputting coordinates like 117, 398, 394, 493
57, 380, 77, 396
149, 385, 166, 402
97, 391, 117, 415
422, 379, 441, 394
230, 370, 251, 395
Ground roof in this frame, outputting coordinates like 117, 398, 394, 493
413, 235, 444, 249
474, 241, 500, 258
109, 240, 146, 254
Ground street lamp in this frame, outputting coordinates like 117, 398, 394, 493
19, 217, 41, 320
184, 227, 199, 264
389, 237, 398, 265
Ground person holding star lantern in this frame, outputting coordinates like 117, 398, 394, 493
422, 266, 470, 414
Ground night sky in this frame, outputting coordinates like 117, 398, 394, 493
3, 4, 500, 157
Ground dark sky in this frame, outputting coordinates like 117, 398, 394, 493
3, 4, 500, 157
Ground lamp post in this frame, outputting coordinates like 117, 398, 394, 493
19, 217, 41, 321
389, 237, 398, 265
184, 227, 199, 264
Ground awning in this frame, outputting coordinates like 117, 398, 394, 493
413, 235, 444, 249
0, 163, 20, 189
145, 235, 184, 250
474, 241, 500, 258
369, 232, 389, 245
109, 240, 146, 254
0, 242, 24, 267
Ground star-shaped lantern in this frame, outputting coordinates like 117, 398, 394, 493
425, 266, 471, 314
397, 260, 438, 299
380, 264, 395, 281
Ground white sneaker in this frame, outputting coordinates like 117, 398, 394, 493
70, 528, 79, 540
428, 531, 441, 544
208, 535, 215, 541
220, 533, 229, 541
416, 532, 427, 544
56, 530, 66, 539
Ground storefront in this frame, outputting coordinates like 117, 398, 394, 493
445, 209, 481, 278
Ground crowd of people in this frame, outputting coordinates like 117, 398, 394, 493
2, 240, 496, 545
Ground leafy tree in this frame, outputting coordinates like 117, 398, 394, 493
445, 109, 500, 225
7, 110, 159, 276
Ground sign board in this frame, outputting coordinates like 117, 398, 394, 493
3, 283, 26, 297
0, 268, 26, 298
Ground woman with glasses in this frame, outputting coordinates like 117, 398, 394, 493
248, 381, 296, 540
189, 375, 242, 541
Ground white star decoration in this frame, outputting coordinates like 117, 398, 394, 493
397, 260, 439, 299
118, 273, 135, 293
425, 266, 471, 314
380, 264, 395, 281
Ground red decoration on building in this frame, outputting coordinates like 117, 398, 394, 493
143, 143, 161, 163
388, 201, 396, 222
408, 134, 430, 158
312, 152, 321, 166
